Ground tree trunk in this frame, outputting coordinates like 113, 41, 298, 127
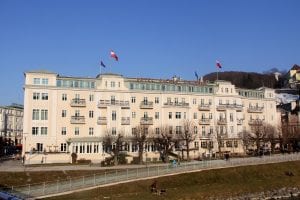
186, 140, 190, 161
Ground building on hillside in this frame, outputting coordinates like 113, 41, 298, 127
285, 64, 300, 89
22, 70, 279, 164
0, 104, 23, 155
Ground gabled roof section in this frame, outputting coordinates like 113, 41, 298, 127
291, 64, 300, 71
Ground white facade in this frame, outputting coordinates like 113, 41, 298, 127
22, 71, 278, 164
0, 104, 23, 145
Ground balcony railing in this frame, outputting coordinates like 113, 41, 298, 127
248, 119, 264, 125
70, 116, 85, 124
70, 99, 86, 107
140, 101, 154, 109
97, 100, 130, 108
163, 102, 189, 107
97, 117, 107, 125
121, 117, 130, 125
199, 118, 211, 125
140, 117, 153, 125
217, 104, 243, 111
198, 104, 211, 111
247, 106, 264, 113
217, 118, 227, 125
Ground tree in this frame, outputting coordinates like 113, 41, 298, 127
152, 125, 177, 163
132, 125, 149, 164
265, 124, 279, 153
238, 130, 253, 154
102, 130, 127, 166
179, 120, 197, 161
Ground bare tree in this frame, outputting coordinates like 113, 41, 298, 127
102, 130, 127, 166
152, 125, 177, 163
179, 120, 197, 161
265, 124, 279, 153
238, 129, 253, 154
132, 125, 149, 164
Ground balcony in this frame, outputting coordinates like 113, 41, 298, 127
217, 118, 227, 125
248, 119, 264, 125
199, 118, 211, 125
121, 117, 130, 125
97, 100, 130, 109
97, 117, 107, 125
70, 116, 85, 124
140, 101, 153, 109
140, 117, 153, 125
247, 106, 264, 113
198, 104, 211, 111
163, 101, 189, 107
217, 104, 243, 111
70, 99, 86, 107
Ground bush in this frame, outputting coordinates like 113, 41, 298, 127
118, 154, 128, 165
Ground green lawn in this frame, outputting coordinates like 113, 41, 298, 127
44, 161, 300, 200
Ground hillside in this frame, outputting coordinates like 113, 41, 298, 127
203, 71, 278, 89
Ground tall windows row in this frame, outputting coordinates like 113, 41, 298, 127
61, 127, 95, 136
33, 92, 48, 100
32, 109, 48, 120
32, 127, 48, 135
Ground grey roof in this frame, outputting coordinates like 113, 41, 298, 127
25, 70, 57, 74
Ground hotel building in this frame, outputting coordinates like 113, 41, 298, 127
22, 70, 278, 164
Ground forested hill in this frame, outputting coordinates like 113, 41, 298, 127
203, 71, 278, 89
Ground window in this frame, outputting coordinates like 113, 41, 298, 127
75, 127, 79, 135
175, 112, 181, 119
94, 144, 99, 153
193, 98, 196, 104
33, 92, 40, 100
42, 78, 48, 85
61, 127, 66, 135
61, 143, 67, 152
201, 141, 207, 148
62, 110, 66, 117
234, 140, 238, 148
32, 127, 39, 135
226, 141, 233, 147
194, 126, 198, 134
169, 126, 173, 134
175, 126, 182, 134
200, 99, 204, 105
42, 93, 48, 100
89, 111, 94, 118
175, 98, 178, 104
41, 109, 48, 120
32, 109, 39, 120
209, 126, 213, 134
194, 141, 199, 148
155, 112, 159, 119
89, 94, 94, 101
33, 78, 40, 85
89, 127, 94, 135
169, 112, 172, 119
132, 128, 137, 135
155, 97, 159, 104
131, 97, 136, 103
155, 128, 160, 134
112, 127, 116, 135
202, 126, 205, 136
112, 111, 116, 121
230, 126, 234, 134
230, 113, 233, 122
184, 112, 186, 119
209, 99, 212, 105
219, 141, 224, 147
75, 110, 80, 117
41, 127, 47, 135
36, 143, 43, 152
193, 112, 197, 119
62, 94, 67, 101
132, 112, 136, 119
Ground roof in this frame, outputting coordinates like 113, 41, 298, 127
291, 64, 300, 71
25, 70, 57, 75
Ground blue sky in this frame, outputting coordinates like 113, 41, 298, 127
0, 0, 299, 105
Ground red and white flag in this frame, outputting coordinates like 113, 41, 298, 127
216, 60, 222, 69
110, 50, 119, 61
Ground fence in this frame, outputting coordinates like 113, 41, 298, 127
5, 153, 300, 199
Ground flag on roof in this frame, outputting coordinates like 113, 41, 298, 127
194, 71, 199, 80
110, 50, 119, 61
216, 60, 222, 68
100, 61, 106, 68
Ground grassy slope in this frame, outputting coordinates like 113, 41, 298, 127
44, 161, 300, 200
